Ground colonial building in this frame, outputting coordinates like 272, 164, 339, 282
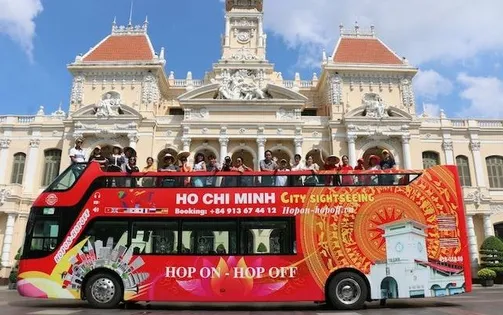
0, 0, 502, 280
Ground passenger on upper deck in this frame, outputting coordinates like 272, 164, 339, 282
260, 150, 277, 186
340, 155, 354, 185
89, 145, 108, 169
158, 153, 180, 187
320, 152, 340, 186
107, 145, 125, 172
192, 152, 207, 187
379, 150, 397, 185
69, 138, 86, 164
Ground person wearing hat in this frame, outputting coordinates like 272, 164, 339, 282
158, 153, 180, 187
177, 151, 192, 186
354, 158, 366, 185
368, 155, 381, 185
379, 149, 396, 185
319, 151, 340, 186
275, 159, 290, 186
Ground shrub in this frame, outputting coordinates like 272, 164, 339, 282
479, 236, 503, 269
478, 268, 497, 280
256, 242, 267, 253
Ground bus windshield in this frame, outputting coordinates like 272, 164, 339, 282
46, 163, 87, 191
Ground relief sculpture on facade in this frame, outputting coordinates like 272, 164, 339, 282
94, 92, 124, 118
215, 70, 270, 100
362, 93, 389, 118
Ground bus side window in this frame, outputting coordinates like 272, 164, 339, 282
131, 221, 178, 254
181, 220, 237, 255
240, 218, 296, 255
78, 219, 129, 255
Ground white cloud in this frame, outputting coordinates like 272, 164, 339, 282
0, 0, 43, 61
413, 70, 453, 100
263, 0, 503, 67
456, 73, 503, 118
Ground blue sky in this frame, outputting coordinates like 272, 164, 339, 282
1, 0, 502, 118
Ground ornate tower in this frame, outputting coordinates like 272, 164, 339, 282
221, 0, 266, 62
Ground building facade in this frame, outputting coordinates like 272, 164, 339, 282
0, 0, 502, 279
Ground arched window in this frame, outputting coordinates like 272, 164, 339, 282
455, 155, 472, 187
42, 149, 62, 186
422, 151, 440, 169
11, 152, 26, 184
486, 156, 503, 188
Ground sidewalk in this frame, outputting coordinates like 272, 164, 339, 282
472, 284, 503, 289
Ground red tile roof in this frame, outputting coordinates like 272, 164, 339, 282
83, 35, 154, 62
333, 38, 403, 65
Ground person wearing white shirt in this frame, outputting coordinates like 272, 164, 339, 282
275, 159, 290, 186
69, 139, 86, 163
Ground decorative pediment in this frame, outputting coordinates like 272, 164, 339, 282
71, 103, 142, 119
344, 105, 413, 120
178, 82, 307, 102
71, 91, 142, 119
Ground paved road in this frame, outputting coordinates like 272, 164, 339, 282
1, 285, 502, 315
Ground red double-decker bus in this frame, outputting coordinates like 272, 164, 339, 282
16, 162, 471, 310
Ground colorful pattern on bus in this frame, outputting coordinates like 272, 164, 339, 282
17, 165, 471, 302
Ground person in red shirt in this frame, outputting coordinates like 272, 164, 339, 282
339, 155, 354, 185
321, 153, 340, 185
354, 158, 365, 185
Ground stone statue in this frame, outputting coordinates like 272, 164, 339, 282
363, 93, 389, 118
216, 70, 267, 100
94, 93, 124, 117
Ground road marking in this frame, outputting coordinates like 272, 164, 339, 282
317, 312, 362, 315
28, 310, 81, 315
0, 301, 8, 306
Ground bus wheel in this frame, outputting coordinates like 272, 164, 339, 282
327, 272, 367, 310
84, 273, 123, 309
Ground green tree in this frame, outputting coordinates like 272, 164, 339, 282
256, 242, 268, 253
479, 236, 503, 275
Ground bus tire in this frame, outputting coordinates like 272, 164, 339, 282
327, 271, 367, 310
84, 272, 123, 309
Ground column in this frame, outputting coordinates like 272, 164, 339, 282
470, 140, 485, 187
256, 137, 266, 170
219, 137, 229, 163
23, 138, 40, 193
182, 137, 191, 152
347, 134, 357, 167
483, 214, 495, 237
128, 133, 139, 149
466, 214, 479, 264
225, 15, 230, 46
1, 213, 17, 267
401, 134, 412, 169
0, 139, 11, 185
294, 138, 303, 157
442, 140, 454, 164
